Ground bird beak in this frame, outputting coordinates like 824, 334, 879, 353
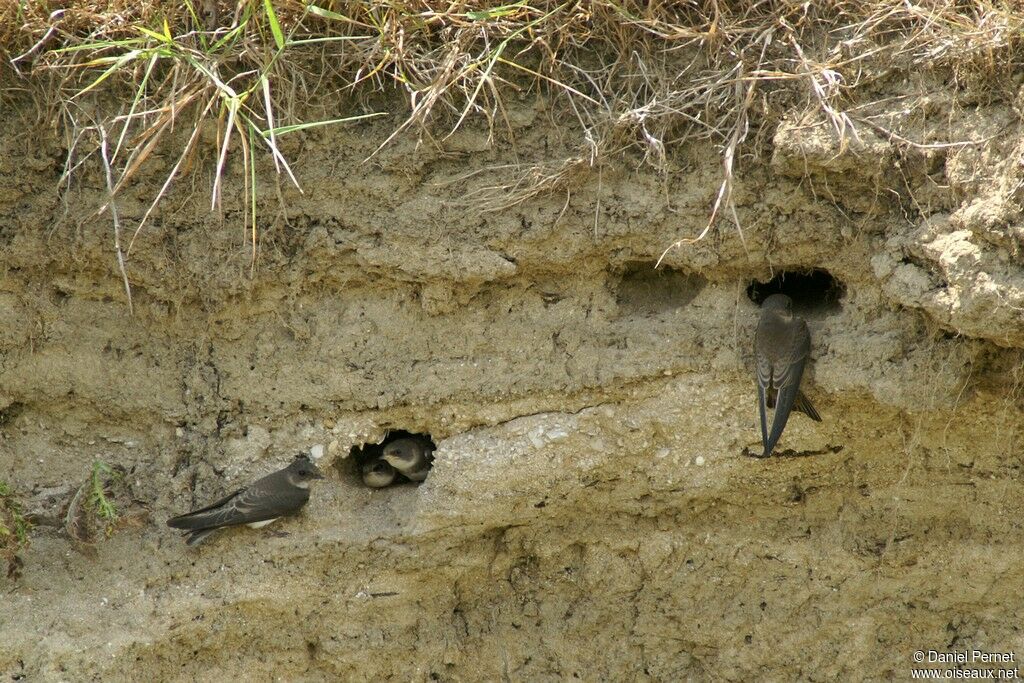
311, 468, 325, 480
381, 455, 398, 467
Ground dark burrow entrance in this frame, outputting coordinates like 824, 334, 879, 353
746, 269, 845, 317
344, 430, 436, 489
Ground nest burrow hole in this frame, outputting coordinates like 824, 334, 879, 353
344, 430, 436, 489
746, 269, 845, 317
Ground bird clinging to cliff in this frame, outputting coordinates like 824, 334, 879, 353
754, 293, 822, 457
380, 438, 434, 482
361, 458, 397, 488
166, 454, 324, 546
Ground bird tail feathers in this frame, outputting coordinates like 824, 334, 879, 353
184, 528, 219, 546
166, 510, 219, 530
794, 390, 822, 422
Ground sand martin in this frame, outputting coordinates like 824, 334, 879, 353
361, 458, 397, 488
381, 438, 434, 482
754, 293, 822, 457
167, 454, 324, 546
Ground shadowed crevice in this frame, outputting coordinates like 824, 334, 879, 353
746, 269, 845, 318
614, 262, 707, 315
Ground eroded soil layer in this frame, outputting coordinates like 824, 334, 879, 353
2, 85, 1024, 680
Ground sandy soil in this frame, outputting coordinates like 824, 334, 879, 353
1, 71, 1024, 681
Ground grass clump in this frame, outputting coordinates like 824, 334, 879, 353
0, 481, 30, 544
88, 460, 120, 532
65, 459, 133, 545
0, 480, 31, 579
13, 1, 384, 296
3, 1, 1024, 290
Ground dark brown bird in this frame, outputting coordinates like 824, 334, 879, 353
167, 454, 324, 546
754, 294, 822, 457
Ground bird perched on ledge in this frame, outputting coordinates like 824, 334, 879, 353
381, 438, 434, 482
167, 454, 324, 546
754, 293, 822, 457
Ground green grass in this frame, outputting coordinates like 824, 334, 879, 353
88, 460, 120, 535
47, 1, 386, 292
0, 480, 30, 547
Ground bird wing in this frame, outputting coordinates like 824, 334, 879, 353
754, 339, 775, 453
762, 321, 812, 456
166, 488, 245, 529
167, 475, 309, 531
755, 342, 774, 392
767, 320, 810, 389
764, 354, 806, 456
756, 377, 770, 454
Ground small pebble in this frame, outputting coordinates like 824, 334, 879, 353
547, 427, 569, 441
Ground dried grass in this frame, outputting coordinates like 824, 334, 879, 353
2, 1, 1024, 295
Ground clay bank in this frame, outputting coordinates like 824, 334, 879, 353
2, 2, 1024, 681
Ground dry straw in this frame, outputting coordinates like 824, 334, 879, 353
2, 1, 1023, 303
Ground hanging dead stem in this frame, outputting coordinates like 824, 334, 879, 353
657, 73, 756, 268
98, 127, 134, 316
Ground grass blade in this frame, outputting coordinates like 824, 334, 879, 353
307, 4, 348, 21
112, 52, 160, 165
260, 75, 280, 173
287, 36, 366, 45
137, 26, 171, 43
212, 98, 239, 211
465, 2, 528, 21
264, 0, 286, 50
263, 112, 385, 136
72, 51, 141, 99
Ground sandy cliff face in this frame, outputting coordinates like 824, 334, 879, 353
1, 80, 1023, 681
